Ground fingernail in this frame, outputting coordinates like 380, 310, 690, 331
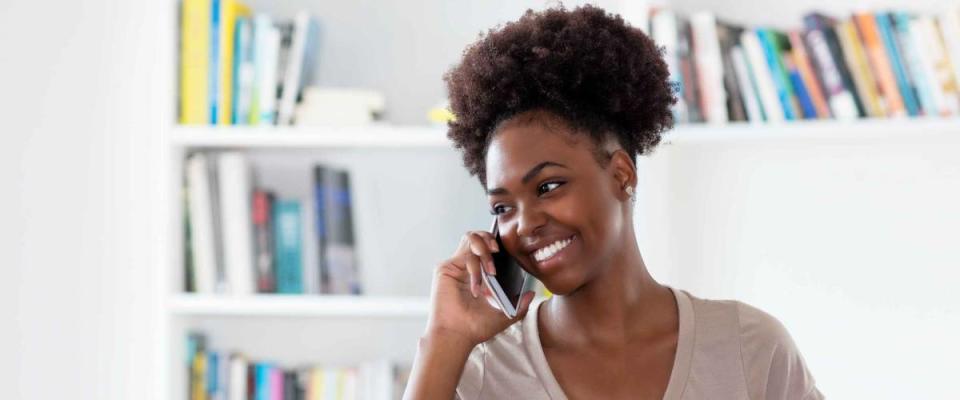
486, 260, 496, 275
471, 283, 478, 298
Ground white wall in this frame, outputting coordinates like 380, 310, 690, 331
638, 133, 960, 399
0, 1, 164, 399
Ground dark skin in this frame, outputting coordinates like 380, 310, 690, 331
403, 109, 678, 399
487, 110, 679, 399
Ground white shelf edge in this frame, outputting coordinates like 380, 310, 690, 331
169, 118, 960, 148
662, 117, 960, 144
168, 294, 430, 318
170, 124, 451, 148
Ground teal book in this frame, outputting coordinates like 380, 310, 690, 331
255, 363, 272, 400
876, 12, 920, 116
758, 29, 798, 120
273, 200, 303, 294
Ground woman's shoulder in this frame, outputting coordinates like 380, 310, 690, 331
681, 289, 824, 400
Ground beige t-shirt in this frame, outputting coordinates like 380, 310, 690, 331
455, 287, 824, 399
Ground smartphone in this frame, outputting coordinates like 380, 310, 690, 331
483, 218, 528, 318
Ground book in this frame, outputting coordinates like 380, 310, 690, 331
251, 15, 280, 125
716, 22, 747, 121
186, 153, 222, 293
854, 12, 905, 117
252, 190, 275, 292
788, 30, 832, 118
228, 354, 247, 400
730, 45, 764, 122
217, 152, 255, 295
278, 12, 319, 125
876, 12, 920, 116
677, 17, 703, 123
650, 8, 688, 122
836, 20, 885, 117
690, 12, 728, 123
315, 167, 360, 295
758, 29, 801, 120
179, 0, 211, 124
741, 30, 784, 122
893, 12, 937, 116
910, 16, 959, 116
784, 55, 818, 118
232, 17, 255, 124
802, 14, 861, 119
216, 0, 251, 124
273, 199, 303, 294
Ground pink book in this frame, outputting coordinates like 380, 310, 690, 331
270, 368, 284, 400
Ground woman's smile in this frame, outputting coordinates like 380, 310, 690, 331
531, 233, 578, 272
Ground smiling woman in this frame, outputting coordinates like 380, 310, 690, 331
403, 5, 823, 400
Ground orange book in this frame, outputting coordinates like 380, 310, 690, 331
854, 12, 905, 117
788, 31, 831, 118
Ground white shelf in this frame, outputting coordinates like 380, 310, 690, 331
663, 117, 960, 144
170, 118, 960, 149
168, 294, 430, 318
170, 124, 450, 148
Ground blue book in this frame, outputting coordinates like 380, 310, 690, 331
206, 351, 219, 396
255, 364, 272, 400
788, 67, 817, 118
209, 0, 220, 124
273, 200, 303, 294
877, 12, 920, 116
757, 29, 797, 120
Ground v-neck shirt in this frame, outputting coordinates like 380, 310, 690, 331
454, 287, 824, 399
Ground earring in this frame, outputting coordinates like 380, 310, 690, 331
624, 186, 635, 196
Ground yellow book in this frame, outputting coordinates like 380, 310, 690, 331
217, 0, 251, 124
179, 0, 210, 124
837, 20, 885, 117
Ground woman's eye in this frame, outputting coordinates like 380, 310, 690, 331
490, 204, 511, 215
538, 181, 564, 196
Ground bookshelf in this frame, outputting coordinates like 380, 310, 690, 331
160, 1, 960, 399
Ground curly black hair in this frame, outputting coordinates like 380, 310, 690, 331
444, 4, 676, 186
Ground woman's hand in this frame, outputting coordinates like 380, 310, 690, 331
424, 230, 536, 346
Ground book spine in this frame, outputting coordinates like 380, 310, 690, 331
678, 18, 703, 122
255, 364, 271, 400
784, 55, 818, 118
855, 12, 905, 117
313, 166, 330, 294
894, 12, 936, 116
278, 12, 311, 125
801, 21, 859, 119
740, 30, 784, 122
690, 12, 728, 123
730, 45, 765, 122
325, 169, 360, 295
232, 17, 254, 125
650, 9, 688, 122
836, 20, 885, 117
253, 190, 275, 292
228, 354, 247, 400
180, 0, 211, 124
758, 29, 798, 120
209, 0, 220, 124
217, 152, 255, 295
876, 12, 920, 116
186, 153, 219, 293
273, 200, 303, 294
788, 30, 832, 118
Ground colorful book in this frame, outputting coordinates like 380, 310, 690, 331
730, 45, 765, 122
836, 20, 885, 117
273, 199, 303, 294
741, 30, 784, 122
252, 190, 275, 292
216, 0, 251, 124
758, 29, 799, 120
784, 55, 818, 118
876, 12, 920, 116
179, 0, 211, 124
893, 12, 936, 116
854, 12, 905, 117
232, 17, 255, 124
804, 13, 865, 118
788, 30, 832, 118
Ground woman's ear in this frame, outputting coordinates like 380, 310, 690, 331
607, 149, 637, 200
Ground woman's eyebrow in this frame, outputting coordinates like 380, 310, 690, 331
486, 161, 568, 195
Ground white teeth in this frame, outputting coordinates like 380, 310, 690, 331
534, 236, 573, 262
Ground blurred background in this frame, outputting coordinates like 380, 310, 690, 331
1, 0, 958, 399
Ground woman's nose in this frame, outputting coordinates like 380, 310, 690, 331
516, 204, 547, 238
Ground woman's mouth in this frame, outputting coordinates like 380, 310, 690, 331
532, 234, 577, 269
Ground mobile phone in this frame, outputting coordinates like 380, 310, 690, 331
483, 218, 528, 318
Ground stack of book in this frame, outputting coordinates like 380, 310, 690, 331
184, 152, 360, 295
179, 0, 319, 125
187, 333, 411, 400
648, 7, 960, 124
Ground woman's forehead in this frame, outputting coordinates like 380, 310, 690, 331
485, 119, 592, 186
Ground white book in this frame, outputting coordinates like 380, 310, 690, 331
217, 152, 255, 295
740, 30, 785, 123
254, 15, 280, 124
651, 9, 688, 122
186, 153, 219, 293
690, 12, 727, 124
730, 46, 763, 123
227, 354, 247, 400
278, 12, 314, 125
912, 17, 959, 116
360, 360, 393, 400
937, 7, 960, 107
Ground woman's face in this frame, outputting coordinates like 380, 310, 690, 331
485, 112, 633, 295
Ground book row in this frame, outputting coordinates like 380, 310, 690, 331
649, 8, 960, 123
179, 0, 318, 125
184, 152, 360, 295
187, 333, 410, 400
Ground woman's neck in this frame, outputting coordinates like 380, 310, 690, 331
541, 232, 675, 349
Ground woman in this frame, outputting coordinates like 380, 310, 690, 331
404, 5, 823, 400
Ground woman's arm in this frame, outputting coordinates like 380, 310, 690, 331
402, 328, 475, 400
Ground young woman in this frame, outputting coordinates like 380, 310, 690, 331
404, 5, 823, 400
